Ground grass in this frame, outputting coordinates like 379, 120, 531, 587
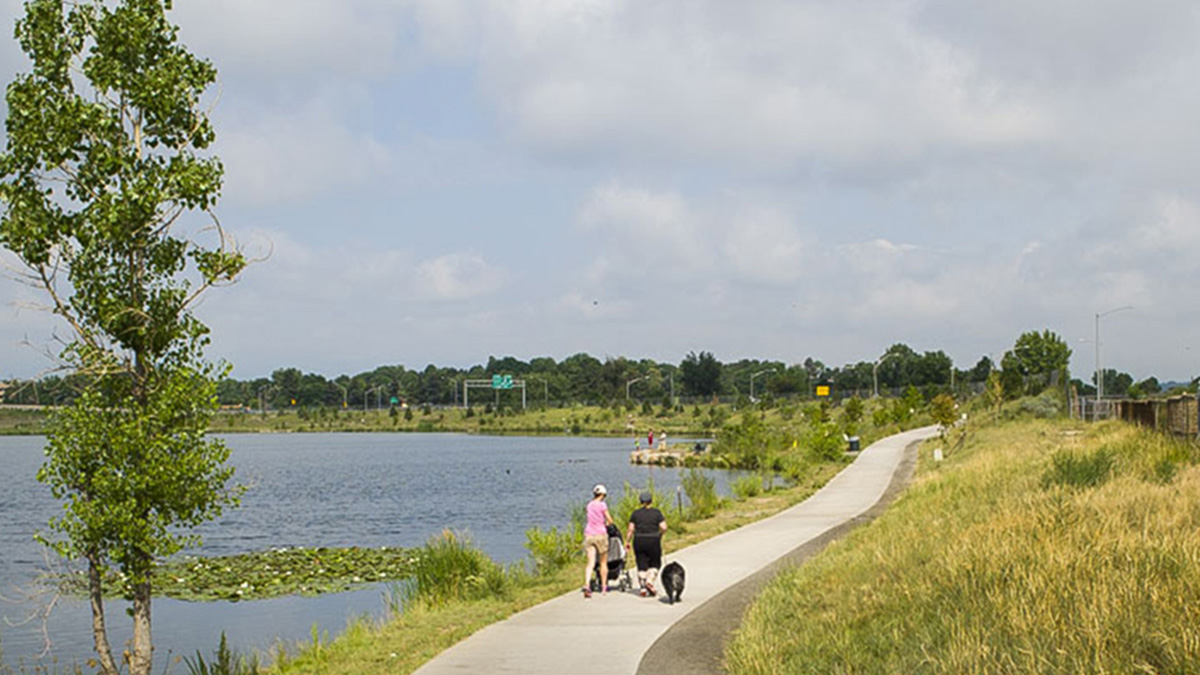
0, 407, 47, 435
724, 417, 1200, 674
266, 461, 848, 675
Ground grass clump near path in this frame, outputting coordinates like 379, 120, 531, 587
725, 418, 1200, 674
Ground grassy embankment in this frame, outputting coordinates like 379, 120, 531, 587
726, 416, 1200, 673
0, 407, 45, 435
1, 401, 730, 436
204, 401, 744, 437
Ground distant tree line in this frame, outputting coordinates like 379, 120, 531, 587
8, 332, 1193, 409
208, 345, 993, 411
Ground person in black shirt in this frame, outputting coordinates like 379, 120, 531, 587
626, 491, 668, 596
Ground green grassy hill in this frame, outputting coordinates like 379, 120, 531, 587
726, 417, 1200, 673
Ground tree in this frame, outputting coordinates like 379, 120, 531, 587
1095, 368, 1133, 398
969, 356, 994, 383
0, 2, 244, 673
1011, 330, 1072, 389
929, 393, 957, 439
1128, 376, 1161, 400
680, 351, 722, 397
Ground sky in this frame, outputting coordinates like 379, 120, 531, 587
2, 0, 1199, 383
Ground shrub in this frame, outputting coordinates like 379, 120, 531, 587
406, 530, 509, 607
1016, 391, 1063, 419
524, 524, 580, 574
732, 474, 763, 500
681, 468, 720, 520
185, 632, 260, 675
804, 421, 844, 462
872, 406, 891, 428
1042, 447, 1116, 489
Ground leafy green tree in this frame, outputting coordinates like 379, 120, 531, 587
969, 356, 994, 383
841, 396, 864, 435
986, 371, 1005, 416
0, 2, 244, 673
1127, 376, 1161, 400
1095, 368, 1133, 398
1008, 329, 1072, 395
680, 350, 722, 397
929, 393, 957, 439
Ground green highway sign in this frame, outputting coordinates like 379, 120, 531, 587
492, 374, 514, 390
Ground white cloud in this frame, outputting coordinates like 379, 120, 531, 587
722, 205, 805, 284
416, 252, 506, 300
217, 100, 391, 205
577, 182, 707, 266
172, 0, 407, 79
464, 0, 1052, 169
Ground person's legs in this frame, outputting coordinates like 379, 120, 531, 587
583, 540, 598, 591
645, 538, 662, 594
634, 541, 650, 590
597, 537, 610, 592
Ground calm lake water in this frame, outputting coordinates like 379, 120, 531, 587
0, 432, 731, 668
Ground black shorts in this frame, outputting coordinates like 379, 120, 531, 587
633, 535, 662, 571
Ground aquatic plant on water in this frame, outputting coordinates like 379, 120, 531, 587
60, 546, 417, 602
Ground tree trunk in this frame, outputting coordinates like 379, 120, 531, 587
87, 554, 120, 675
130, 572, 153, 675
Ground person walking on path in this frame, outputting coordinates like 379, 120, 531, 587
626, 491, 667, 596
583, 484, 614, 598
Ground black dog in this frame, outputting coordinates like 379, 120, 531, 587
661, 561, 685, 605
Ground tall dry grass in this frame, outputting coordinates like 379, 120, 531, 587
726, 419, 1200, 674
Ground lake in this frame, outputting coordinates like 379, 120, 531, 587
0, 432, 732, 668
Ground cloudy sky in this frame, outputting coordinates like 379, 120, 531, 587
2, 0, 1199, 383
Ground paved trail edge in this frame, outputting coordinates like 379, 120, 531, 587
636, 435, 923, 675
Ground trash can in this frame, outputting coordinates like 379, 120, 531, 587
847, 436, 861, 452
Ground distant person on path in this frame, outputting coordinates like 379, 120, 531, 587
659, 430, 667, 451
648, 430, 654, 447
582, 484, 613, 598
626, 491, 667, 596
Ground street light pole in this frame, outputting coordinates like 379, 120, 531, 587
626, 376, 647, 400
873, 352, 897, 399
749, 368, 776, 402
1095, 305, 1133, 421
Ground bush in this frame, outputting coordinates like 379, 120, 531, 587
731, 474, 763, 500
1042, 447, 1116, 489
681, 468, 720, 520
185, 632, 260, 675
1016, 391, 1063, 419
524, 524, 580, 574
804, 421, 844, 462
406, 530, 510, 607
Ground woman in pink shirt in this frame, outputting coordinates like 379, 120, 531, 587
582, 484, 614, 597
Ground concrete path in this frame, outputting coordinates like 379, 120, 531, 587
412, 426, 939, 675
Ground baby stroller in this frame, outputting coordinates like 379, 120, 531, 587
590, 523, 632, 592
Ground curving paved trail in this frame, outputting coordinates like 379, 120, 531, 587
412, 426, 939, 675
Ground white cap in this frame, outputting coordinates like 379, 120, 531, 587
593, 484, 607, 495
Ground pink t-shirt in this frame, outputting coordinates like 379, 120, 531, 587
585, 499, 609, 537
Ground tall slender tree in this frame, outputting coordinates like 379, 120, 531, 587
0, 1, 244, 672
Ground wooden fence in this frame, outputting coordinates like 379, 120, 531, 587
1083, 395, 1200, 437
